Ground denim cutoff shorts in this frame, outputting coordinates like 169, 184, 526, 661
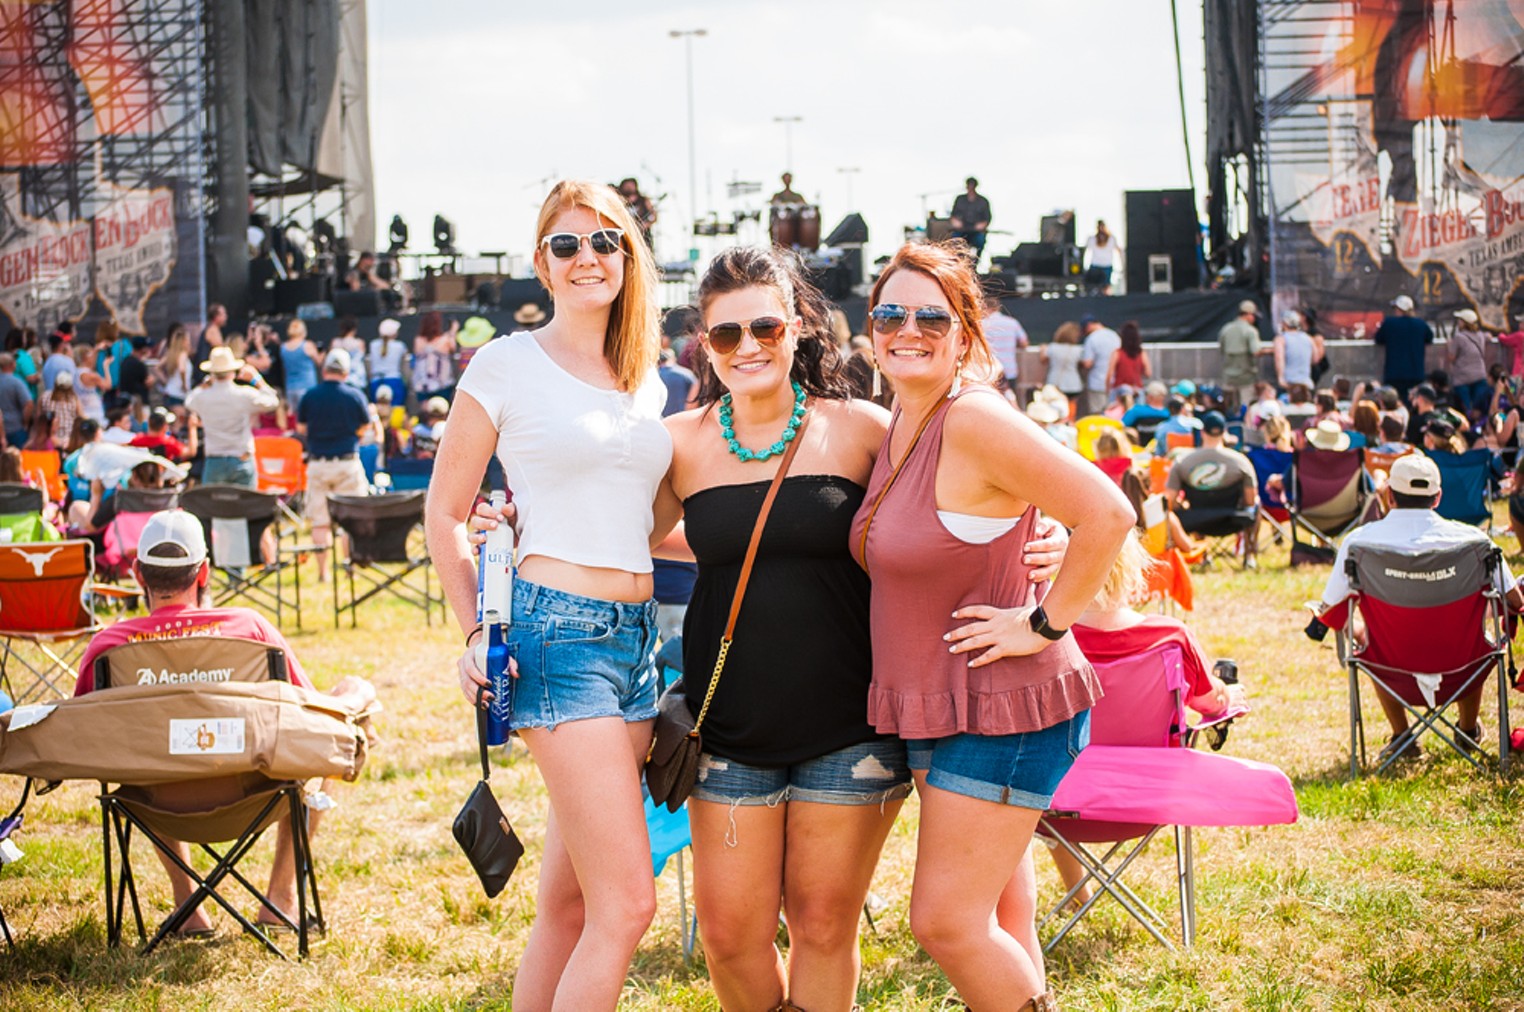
905, 710, 1091, 810
690, 738, 913, 807
504, 579, 659, 732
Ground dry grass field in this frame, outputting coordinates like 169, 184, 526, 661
1, 532, 1521, 1010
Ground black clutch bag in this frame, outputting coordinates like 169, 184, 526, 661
453, 687, 524, 898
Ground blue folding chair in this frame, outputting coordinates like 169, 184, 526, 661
358, 444, 380, 485
381, 458, 434, 492
645, 796, 696, 959
1430, 449, 1497, 528
1245, 446, 1294, 544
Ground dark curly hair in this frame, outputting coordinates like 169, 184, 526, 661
694, 246, 851, 405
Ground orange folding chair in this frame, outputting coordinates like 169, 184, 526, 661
254, 436, 308, 529
1165, 431, 1197, 455
0, 540, 107, 703
19, 450, 65, 504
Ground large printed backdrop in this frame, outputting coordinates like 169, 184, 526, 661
0, 0, 200, 336
1266, 0, 1524, 329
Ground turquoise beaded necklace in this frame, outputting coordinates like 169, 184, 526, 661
719, 381, 807, 462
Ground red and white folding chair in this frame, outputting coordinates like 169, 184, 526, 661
0, 540, 107, 704
1038, 644, 1296, 951
1321, 540, 1514, 776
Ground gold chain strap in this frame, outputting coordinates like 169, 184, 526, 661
691, 637, 731, 732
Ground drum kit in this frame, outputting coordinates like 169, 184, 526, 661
768, 203, 821, 252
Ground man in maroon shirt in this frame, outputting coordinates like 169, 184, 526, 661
76, 510, 372, 935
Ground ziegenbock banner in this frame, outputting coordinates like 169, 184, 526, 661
0, 0, 204, 337
1263, 0, 1524, 331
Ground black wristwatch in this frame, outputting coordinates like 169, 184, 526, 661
1029, 605, 1067, 642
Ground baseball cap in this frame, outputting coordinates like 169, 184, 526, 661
1280, 310, 1302, 329
323, 348, 351, 374
1389, 454, 1441, 497
1171, 380, 1197, 397
377, 318, 401, 338
138, 509, 207, 568
424, 396, 450, 417
1238, 300, 1259, 316
1455, 308, 1479, 325
1200, 410, 1227, 434
1080, 314, 1099, 326
1412, 383, 1438, 403
1392, 294, 1415, 312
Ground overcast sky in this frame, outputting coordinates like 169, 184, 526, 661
367, 0, 1207, 275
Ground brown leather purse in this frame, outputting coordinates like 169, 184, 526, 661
645, 408, 812, 813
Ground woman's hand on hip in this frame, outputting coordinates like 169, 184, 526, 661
945, 605, 1052, 667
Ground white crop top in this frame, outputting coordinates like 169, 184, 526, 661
456, 331, 672, 573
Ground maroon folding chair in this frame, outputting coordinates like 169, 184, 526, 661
1321, 540, 1514, 776
1289, 446, 1369, 558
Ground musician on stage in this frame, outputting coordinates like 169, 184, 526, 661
950, 176, 992, 264
770, 171, 805, 205
618, 178, 658, 246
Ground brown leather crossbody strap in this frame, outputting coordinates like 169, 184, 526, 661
856, 399, 946, 575
692, 406, 813, 730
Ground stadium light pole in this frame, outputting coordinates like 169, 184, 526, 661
837, 166, 860, 209
774, 115, 803, 175
670, 28, 707, 231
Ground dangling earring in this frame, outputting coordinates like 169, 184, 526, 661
948, 355, 967, 399
871, 356, 883, 398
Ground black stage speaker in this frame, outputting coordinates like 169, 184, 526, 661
824, 213, 869, 246
1011, 243, 1063, 278
332, 288, 383, 317
1040, 211, 1076, 246
273, 275, 330, 315
1125, 189, 1199, 292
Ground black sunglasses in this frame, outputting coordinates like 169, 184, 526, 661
540, 229, 627, 260
704, 317, 787, 355
868, 303, 958, 340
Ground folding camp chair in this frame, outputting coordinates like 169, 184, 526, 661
0, 482, 60, 545
1038, 645, 1296, 951
1288, 446, 1368, 558
1163, 431, 1198, 455
327, 492, 440, 626
1245, 446, 1293, 545
179, 487, 303, 629
19, 450, 65, 505
0, 540, 105, 704
646, 796, 697, 960
1173, 483, 1258, 568
98, 488, 181, 582
379, 457, 433, 492
254, 435, 308, 529
1430, 450, 1496, 529
90, 637, 323, 959
0, 777, 28, 949
1075, 416, 1125, 462
1322, 540, 1514, 776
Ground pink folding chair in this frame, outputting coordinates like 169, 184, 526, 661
1037, 645, 1297, 951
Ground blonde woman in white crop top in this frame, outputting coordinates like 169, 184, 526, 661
425, 180, 673, 1011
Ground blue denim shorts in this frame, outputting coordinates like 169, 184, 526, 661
689, 738, 913, 807
905, 711, 1091, 810
202, 455, 256, 487
504, 579, 659, 732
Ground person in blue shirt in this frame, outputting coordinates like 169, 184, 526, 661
1374, 295, 1433, 401
297, 349, 377, 582
1150, 395, 1203, 456
1122, 381, 1170, 430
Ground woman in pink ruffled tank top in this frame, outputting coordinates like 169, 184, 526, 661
850, 243, 1134, 1011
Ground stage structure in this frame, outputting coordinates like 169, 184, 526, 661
0, 0, 372, 336
1209, 0, 1524, 333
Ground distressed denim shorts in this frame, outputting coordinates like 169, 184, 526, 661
905, 711, 1091, 810
689, 737, 913, 807
504, 579, 659, 732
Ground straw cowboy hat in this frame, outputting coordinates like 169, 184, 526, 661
513, 303, 547, 326
1025, 397, 1064, 425
199, 346, 244, 374
1306, 418, 1351, 452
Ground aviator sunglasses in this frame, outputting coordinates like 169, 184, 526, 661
704, 316, 788, 355
540, 228, 627, 259
868, 303, 959, 340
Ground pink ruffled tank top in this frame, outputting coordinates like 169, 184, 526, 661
850, 388, 1101, 738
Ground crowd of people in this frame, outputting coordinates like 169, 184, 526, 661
0, 305, 528, 564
